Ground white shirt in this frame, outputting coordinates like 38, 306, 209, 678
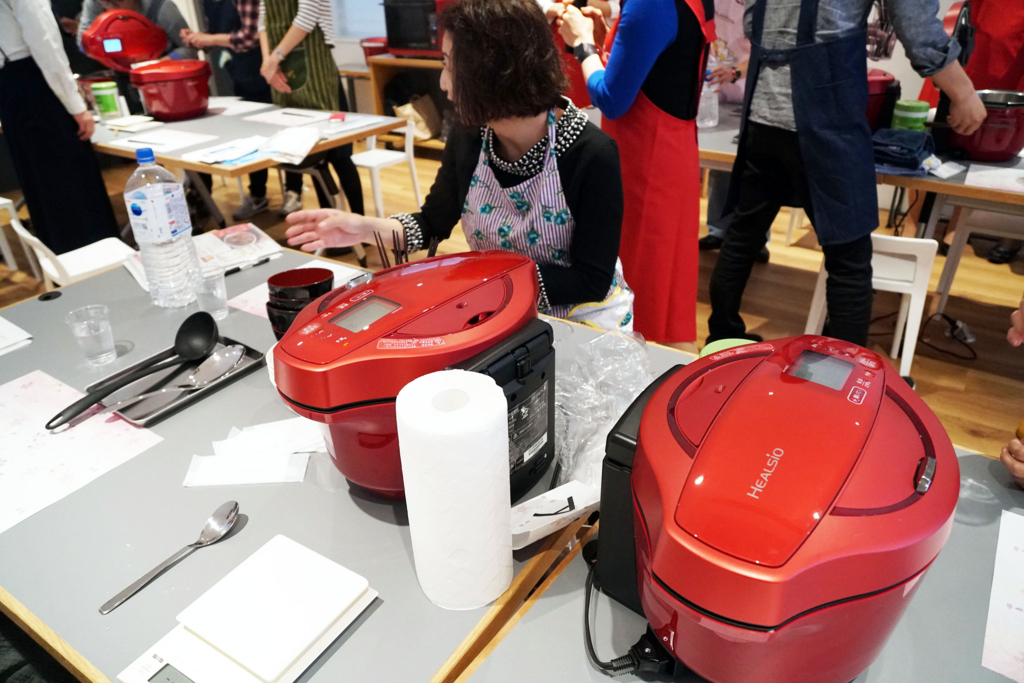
258, 0, 336, 46
0, 0, 87, 115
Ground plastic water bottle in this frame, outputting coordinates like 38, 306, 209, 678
123, 148, 200, 308
697, 70, 719, 129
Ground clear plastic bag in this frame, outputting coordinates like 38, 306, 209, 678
555, 332, 655, 491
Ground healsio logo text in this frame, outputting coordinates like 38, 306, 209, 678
747, 448, 784, 500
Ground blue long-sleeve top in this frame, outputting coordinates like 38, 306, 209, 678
587, 0, 706, 121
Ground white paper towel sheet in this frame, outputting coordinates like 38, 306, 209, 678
397, 370, 513, 610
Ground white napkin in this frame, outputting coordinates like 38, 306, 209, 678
182, 452, 309, 487
0, 316, 31, 357
263, 127, 320, 164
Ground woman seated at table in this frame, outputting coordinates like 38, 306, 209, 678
284, 0, 632, 331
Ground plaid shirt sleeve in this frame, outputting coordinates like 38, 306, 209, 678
230, 0, 260, 53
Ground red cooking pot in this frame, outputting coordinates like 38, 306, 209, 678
949, 90, 1024, 162
129, 60, 212, 121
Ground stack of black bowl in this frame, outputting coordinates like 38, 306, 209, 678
266, 268, 335, 341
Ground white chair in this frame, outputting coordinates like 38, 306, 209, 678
0, 197, 36, 279
351, 125, 422, 218
784, 207, 807, 246
7, 209, 136, 290
935, 206, 1024, 315
805, 233, 938, 377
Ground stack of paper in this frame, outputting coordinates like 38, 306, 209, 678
207, 97, 274, 116
0, 316, 31, 357
982, 510, 1024, 681
0, 371, 162, 534
108, 129, 219, 153
103, 115, 163, 133
965, 165, 1024, 194
195, 223, 283, 270
182, 417, 325, 487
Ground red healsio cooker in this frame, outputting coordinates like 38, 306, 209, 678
598, 335, 959, 683
273, 251, 555, 500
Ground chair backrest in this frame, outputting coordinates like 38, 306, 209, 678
3, 204, 72, 283
870, 233, 937, 287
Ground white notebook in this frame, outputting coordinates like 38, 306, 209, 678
176, 535, 372, 682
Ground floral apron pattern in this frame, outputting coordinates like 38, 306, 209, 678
463, 111, 634, 332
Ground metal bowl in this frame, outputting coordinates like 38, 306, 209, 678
977, 90, 1024, 110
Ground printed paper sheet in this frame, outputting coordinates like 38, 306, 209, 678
982, 510, 1024, 681
0, 371, 163, 534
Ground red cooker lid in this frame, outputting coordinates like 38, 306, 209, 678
80, 9, 167, 72
130, 60, 212, 84
673, 341, 879, 567
868, 68, 896, 95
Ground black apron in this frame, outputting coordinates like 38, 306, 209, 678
725, 0, 878, 246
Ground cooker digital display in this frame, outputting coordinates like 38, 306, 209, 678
330, 297, 399, 332
788, 351, 853, 390
103, 38, 123, 52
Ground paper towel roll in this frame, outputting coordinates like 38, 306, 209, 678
396, 369, 512, 610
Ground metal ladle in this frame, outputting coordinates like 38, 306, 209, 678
99, 501, 240, 615
99, 345, 245, 415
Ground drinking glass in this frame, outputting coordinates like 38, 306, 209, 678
196, 267, 229, 320
65, 305, 117, 366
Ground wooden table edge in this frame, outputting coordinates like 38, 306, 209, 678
0, 585, 112, 683
91, 120, 406, 178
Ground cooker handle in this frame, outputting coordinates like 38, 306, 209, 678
914, 456, 936, 493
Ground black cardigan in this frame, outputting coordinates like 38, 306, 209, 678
410, 121, 624, 308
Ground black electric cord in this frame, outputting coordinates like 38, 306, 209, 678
867, 309, 977, 361
584, 563, 639, 675
891, 189, 922, 237
583, 561, 676, 677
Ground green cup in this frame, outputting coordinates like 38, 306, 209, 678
892, 99, 930, 132
90, 81, 120, 120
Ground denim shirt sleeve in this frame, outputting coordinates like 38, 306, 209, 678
889, 0, 961, 77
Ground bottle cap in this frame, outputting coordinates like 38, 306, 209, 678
135, 148, 156, 163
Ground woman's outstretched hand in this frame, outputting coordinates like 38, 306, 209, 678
285, 209, 368, 252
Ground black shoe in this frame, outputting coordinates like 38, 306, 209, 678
699, 234, 724, 251
902, 376, 916, 390
988, 245, 1019, 265
755, 247, 770, 264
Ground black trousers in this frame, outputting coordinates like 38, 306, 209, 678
232, 77, 303, 198
0, 58, 118, 255
311, 81, 363, 215
708, 121, 874, 346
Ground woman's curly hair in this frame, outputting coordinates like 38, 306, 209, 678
439, 0, 569, 126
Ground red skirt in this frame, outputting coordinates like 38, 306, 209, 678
602, 91, 700, 343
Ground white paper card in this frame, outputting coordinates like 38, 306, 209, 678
929, 160, 966, 180
0, 316, 32, 357
982, 510, 1024, 681
207, 99, 273, 116
965, 165, 1024, 194
182, 452, 309, 487
228, 260, 364, 318
0, 371, 162, 534
176, 535, 370, 682
108, 130, 219, 153
511, 480, 600, 550
242, 108, 333, 127
211, 417, 325, 459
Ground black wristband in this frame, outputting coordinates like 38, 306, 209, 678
574, 42, 598, 64
731, 67, 742, 83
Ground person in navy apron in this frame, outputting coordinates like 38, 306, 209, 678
707, 0, 985, 347
180, 0, 304, 220
282, 0, 634, 332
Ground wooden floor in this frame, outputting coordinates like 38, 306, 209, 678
2, 149, 1022, 457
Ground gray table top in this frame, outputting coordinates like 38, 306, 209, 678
90, 107, 403, 176
0, 250, 691, 683
471, 450, 1024, 682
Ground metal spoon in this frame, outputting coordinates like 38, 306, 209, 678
99, 501, 239, 615
47, 312, 219, 430
99, 345, 246, 415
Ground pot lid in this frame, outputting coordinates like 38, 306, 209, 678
80, 9, 166, 72
130, 60, 212, 84
978, 90, 1024, 109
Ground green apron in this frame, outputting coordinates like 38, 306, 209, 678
263, 0, 338, 111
